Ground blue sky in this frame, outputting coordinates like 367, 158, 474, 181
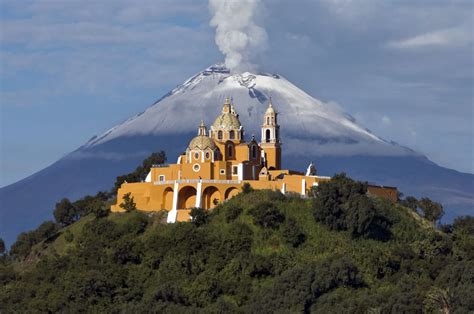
1, 0, 473, 187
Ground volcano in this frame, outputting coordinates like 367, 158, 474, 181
1, 64, 472, 245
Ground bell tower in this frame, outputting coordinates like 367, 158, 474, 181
260, 100, 281, 170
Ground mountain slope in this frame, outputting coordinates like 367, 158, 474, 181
1, 64, 472, 245
84, 64, 414, 157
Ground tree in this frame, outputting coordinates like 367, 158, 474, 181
113, 151, 166, 193
0, 238, 5, 255
119, 193, 137, 212
9, 232, 35, 259
313, 174, 368, 230
345, 195, 376, 238
419, 198, 444, 224
190, 207, 209, 227
452, 216, 474, 235
400, 196, 419, 211
35, 221, 59, 240
53, 198, 78, 226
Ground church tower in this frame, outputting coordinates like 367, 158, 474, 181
260, 100, 281, 170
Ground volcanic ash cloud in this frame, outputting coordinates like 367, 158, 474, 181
209, 0, 268, 73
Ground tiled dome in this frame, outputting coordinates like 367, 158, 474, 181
188, 135, 216, 150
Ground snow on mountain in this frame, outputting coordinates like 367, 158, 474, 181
84, 64, 415, 158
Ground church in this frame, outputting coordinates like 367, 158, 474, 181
111, 97, 395, 222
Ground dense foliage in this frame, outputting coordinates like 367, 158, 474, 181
313, 174, 391, 240
1, 174, 473, 312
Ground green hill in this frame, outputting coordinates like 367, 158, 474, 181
1, 173, 473, 313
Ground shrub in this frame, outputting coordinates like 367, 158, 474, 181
64, 230, 74, 243
225, 204, 243, 222
190, 207, 209, 227
242, 183, 254, 194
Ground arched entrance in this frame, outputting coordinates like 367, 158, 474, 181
202, 186, 221, 209
224, 187, 239, 200
162, 187, 174, 210
178, 186, 197, 209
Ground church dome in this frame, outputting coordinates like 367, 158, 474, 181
212, 112, 241, 129
188, 135, 217, 150
212, 97, 242, 130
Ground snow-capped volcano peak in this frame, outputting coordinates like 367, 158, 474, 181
85, 63, 415, 158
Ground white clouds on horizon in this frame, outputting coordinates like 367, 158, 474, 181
381, 115, 391, 126
386, 26, 473, 50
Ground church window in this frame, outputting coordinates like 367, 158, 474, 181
267, 117, 270, 125
265, 129, 271, 143
228, 145, 233, 157
252, 145, 257, 159
194, 152, 199, 160
229, 130, 235, 139
193, 164, 200, 172
232, 166, 238, 175
218, 131, 223, 140
159, 175, 165, 182
205, 152, 210, 159
220, 169, 225, 175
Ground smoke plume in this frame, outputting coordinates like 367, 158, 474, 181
209, 0, 268, 72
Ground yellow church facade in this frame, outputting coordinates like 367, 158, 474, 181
111, 98, 331, 222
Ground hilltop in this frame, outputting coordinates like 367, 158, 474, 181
1, 173, 473, 312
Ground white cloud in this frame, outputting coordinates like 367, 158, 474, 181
386, 26, 472, 49
381, 115, 391, 126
